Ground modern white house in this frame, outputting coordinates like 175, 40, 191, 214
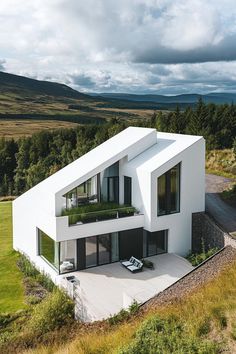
13, 127, 205, 281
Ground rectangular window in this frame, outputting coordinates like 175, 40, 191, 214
157, 173, 166, 215
143, 230, 168, 257
157, 163, 180, 216
38, 229, 59, 271
124, 176, 132, 205
108, 176, 119, 203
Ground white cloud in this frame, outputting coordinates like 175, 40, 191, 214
1, 0, 236, 93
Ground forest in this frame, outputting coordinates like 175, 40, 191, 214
0, 99, 236, 196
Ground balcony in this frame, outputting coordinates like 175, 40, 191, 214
61, 203, 138, 226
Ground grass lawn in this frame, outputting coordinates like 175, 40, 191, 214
0, 202, 26, 313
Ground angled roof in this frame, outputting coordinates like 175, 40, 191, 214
126, 131, 204, 173
19, 127, 157, 198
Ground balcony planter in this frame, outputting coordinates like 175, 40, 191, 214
96, 210, 118, 221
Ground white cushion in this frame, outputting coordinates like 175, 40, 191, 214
122, 261, 133, 267
127, 265, 139, 272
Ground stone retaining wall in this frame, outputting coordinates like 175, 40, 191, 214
192, 212, 236, 252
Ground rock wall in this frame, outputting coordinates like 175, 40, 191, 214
192, 212, 236, 252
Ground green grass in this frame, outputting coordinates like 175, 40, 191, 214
0, 202, 26, 313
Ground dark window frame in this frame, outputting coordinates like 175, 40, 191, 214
124, 176, 132, 205
107, 176, 119, 203
157, 163, 181, 216
143, 230, 168, 258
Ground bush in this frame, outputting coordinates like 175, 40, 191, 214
36, 273, 55, 292
26, 295, 42, 305
17, 254, 39, 277
211, 307, 227, 329
141, 259, 154, 269
118, 315, 220, 354
26, 289, 74, 336
186, 240, 218, 266
108, 301, 140, 325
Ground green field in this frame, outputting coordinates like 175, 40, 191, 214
0, 202, 26, 313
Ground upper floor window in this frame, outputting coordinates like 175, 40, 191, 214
157, 163, 180, 216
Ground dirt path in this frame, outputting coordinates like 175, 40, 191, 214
205, 174, 236, 235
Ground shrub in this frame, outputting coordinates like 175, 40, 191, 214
36, 273, 55, 292
186, 241, 218, 266
17, 254, 39, 277
118, 315, 220, 354
211, 307, 227, 329
196, 317, 211, 336
26, 295, 42, 305
26, 289, 74, 336
108, 301, 140, 325
128, 301, 139, 315
141, 259, 154, 269
108, 309, 130, 325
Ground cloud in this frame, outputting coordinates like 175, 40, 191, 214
1, 0, 236, 93
0, 59, 6, 71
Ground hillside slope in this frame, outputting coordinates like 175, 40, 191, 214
0, 71, 89, 99
0, 72, 152, 123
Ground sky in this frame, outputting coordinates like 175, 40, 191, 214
1, 0, 236, 94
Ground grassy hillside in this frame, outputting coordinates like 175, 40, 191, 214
24, 255, 236, 354
1, 202, 236, 353
0, 202, 25, 312
0, 71, 153, 124
206, 149, 236, 178
0, 120, 80, 139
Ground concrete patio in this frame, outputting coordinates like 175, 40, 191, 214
59, 253, 193, 322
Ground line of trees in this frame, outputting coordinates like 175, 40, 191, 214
0, 99, 235, 196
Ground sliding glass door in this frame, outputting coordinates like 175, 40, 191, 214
143, 230, 168, 257
85, 233, 119, 268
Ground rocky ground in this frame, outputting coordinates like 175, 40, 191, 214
143, 246, 236, 310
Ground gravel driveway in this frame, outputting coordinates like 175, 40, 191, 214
205, 174, 236, 235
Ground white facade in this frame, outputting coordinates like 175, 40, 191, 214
13, 127, 205, 280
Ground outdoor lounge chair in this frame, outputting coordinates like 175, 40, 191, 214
121, 256, 135, 268
121, 256, 143, 273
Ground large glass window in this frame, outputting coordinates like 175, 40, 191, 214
86, 236, 97, 268
85, 232, 120, 268
143, 230, 168, 257
111, 232, 119, 262
38, 229, 59, 271
157, 163, 180, 216
98, 234, 110, 265
60, 240, 77, 274
65, 175, 99, 209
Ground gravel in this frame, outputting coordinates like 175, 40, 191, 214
142, 246, 236, 310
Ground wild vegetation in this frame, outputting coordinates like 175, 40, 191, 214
0, 203, 74, 353
1, 202, 236, 353
0, 119, 79, 139
0, 99, 236, 197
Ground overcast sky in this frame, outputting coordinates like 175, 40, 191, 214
1, 0, 236, 94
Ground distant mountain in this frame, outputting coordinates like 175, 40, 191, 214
0, 72, 149, 123
0, 71, 90, 99
90, 92, 236, 105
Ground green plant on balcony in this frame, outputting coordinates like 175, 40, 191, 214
61, 202, 137, 225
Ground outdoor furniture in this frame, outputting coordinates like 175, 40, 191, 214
60, 260, 74, 273
121, 256, 143, 273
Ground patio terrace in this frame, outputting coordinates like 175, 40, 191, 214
59, 253, 193, 322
